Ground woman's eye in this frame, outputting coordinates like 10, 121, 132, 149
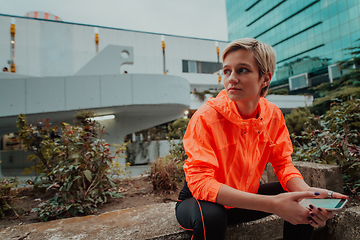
239, 68, 248, 73
223, 69, 230, 75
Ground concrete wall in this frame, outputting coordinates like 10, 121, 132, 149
0, 15, 228, 88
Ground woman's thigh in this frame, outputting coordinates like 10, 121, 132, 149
176, 197, 227, 240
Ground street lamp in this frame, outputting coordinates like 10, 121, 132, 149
215, 41, 221, 84
10, 18, 16, 73
94, 27, 99, 53
161, 35, 166, 74
215, 41, 219, 63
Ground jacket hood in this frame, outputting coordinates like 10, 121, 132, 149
206, 89, 273, 126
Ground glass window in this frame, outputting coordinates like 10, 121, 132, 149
338, 10, 349, 25
340, 23, 350, 37
320, 8, 329, 20
293, 23, 300, 34
332, 51, 343, 62
315, 46, 325, 57
197, 61, 222, 74
341, 35, 351, 49
331, 26, 341, 40
300, 32, 307, 42
324, 42, 333, 55
305, 16, 313, 27
188, 61, 197, 73
328, 3, 338, 17
312, 2, 321, 14
322, 19, 330, 32
349, 18, 360, 33
302, 41, 309, 52
331, 39, 342, 52
323, 30, 332, 43
307, 28, 315, 39
347, 0, 357, 8
315, 33, 323, 46
182, 60, 189, 73
337, 0, 347, 13
313, 12, 321, 23
329, 15, 339, 27
351, 31, 360, 43
308, 37, 316, 49
348, 6, 358, 20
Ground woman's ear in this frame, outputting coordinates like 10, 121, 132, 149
262, 72, 272, 88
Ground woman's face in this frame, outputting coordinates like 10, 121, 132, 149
222, 49, 269, 104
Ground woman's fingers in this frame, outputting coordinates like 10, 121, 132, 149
309, 206, 334, 227
331, 191, 349, 200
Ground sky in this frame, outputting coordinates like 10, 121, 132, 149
1, 0, 228, 41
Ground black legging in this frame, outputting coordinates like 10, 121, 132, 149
175, 182, 314, 240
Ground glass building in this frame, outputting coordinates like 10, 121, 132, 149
226, 0, 360, 89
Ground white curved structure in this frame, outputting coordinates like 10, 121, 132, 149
0, 73, 190, 143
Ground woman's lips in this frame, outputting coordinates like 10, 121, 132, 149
228, 87, 241, 92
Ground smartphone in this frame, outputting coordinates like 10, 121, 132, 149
299, 198, 348, 211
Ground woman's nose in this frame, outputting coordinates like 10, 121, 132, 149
228, 72, 239, 84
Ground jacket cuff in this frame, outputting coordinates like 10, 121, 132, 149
207, 181, 223, 203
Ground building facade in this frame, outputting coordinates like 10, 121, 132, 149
226, 0, 360, 89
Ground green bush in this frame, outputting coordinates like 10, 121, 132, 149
150, 155, 184, 191
292, 100, 360, 194
285, 108, 318, 137
0, 178, 19, 218
17, 114, 123, 221
150, 118, 188, 190
268, 88, 289, 95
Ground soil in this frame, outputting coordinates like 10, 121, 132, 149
0, 176, 181, 230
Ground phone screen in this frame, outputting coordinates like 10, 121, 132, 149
299, 199, 347, 210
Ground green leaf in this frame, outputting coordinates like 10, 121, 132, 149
67, 181, 73, 191
83, 170, 92, 182
113, 193, 123, 198
73, 175, 82, 181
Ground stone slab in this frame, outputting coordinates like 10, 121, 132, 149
327, 206, 360, 240
1, 199, 357, 240
0, 202, 187, 240
267, 161, 343, 193
0, 201, 284, 240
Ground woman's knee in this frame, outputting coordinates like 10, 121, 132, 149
197, 200, 227, 228
176, 198, 227, 233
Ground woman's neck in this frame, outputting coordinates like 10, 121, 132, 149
236, 100, 259, 119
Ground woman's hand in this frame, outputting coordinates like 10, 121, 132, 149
305, 187, 349, 228
307, 187, 348, 200
271, 191, 320, 225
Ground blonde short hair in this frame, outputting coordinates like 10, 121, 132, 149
222, 38, 276, 97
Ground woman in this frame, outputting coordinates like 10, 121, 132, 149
175, 38, 348, 240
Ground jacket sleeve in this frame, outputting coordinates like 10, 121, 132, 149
182, 113, 223, 203
269, 113, 303, 192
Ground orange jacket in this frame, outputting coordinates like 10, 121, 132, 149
183, 90, 303, 204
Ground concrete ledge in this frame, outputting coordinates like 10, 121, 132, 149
225, 215, 283, 240
327, 206, 360, 239
267, 161, 343, 193
2, 200, 358, 240
0, 161, 354, 239
0, 202, 186, 240
0, 201, 284, 240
